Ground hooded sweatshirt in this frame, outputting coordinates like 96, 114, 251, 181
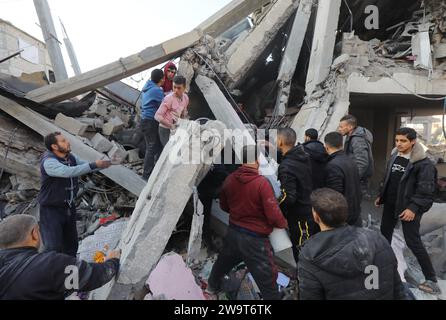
298, 226, 409, 300
141, 80, 164, 120
220, 166, 288, 236
303, 140, 328, 190
344, 126, 374, 180
161, 61, 177, 94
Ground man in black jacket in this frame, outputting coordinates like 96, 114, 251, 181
324, 132, 362, 227
298, 188, 410, 300
277, 128, 318, 263
303, 128, 328, 190
0, 215, 120, 300
375, 127, 441, 295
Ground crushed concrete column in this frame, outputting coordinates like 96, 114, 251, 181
273, 0, 313, 117
226, 0, 300, 89
305, 0, 342, 96
92, 119, 227, 300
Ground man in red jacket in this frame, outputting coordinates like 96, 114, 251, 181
207, 145, 288, 300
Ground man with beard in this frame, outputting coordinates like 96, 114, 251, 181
39, 132, 111, 256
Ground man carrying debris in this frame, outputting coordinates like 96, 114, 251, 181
0, 215, 120, 300
161, 61, 177, 94
207, 145, 288, 300
324, 132, 362, 227
38, 132, 111, 257
298, 188, 410, 300
155, 75, 190, 146
276, 128, 318, 264
338, 115, 374, 199
303, 128, 328, 190
141, 69, 165, 180
375, 127, 441, 295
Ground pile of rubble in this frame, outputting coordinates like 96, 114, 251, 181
2, 0, 446, 300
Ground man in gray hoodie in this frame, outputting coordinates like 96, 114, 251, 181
339, 115, 374, 198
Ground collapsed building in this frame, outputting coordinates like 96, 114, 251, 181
1, 0, 446, 300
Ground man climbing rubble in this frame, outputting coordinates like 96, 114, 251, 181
155, 75, 190, 146
338, 115, 374, 199
276, 128, 319, 264
140, 69, 165, 180
0, 215, 120, 300
38, 132, 111, 257
375, 127, 442, 295
206, 145, 288, 300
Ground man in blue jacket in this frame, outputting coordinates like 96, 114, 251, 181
39, 132, 111, 257
140, 69, 165, 180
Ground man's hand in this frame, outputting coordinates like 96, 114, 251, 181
374, 197, 381, 207
96, 160, 112, 169
106, 249, 121, 261
400, 209, 416, 222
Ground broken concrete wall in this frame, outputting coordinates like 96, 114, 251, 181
91, 119, 226, 300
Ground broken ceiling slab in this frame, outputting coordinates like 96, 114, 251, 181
226, 0, 300, 89
305, 0, 342, 96
92, 119, 226, 300
145, 253, 205, 300
24, 0, 270, 104
0, 96, 145, 196
347, 71, 446, 96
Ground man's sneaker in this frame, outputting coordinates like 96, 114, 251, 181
418, 280, 442, 295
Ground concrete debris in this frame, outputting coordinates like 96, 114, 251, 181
54, 113, 88, 136
78, 219, 129, 263
186, 188, 205, 266
107, 141, 128, 163
102, 116, 125, 136
91, 133, 113, 153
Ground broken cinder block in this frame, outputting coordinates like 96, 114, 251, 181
55, 113, 88, 136
91, 133, 114, 153
107, 141, 128, 163
102, 116, 124, 136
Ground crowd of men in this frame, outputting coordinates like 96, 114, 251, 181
207, 116, 441, 299
0, 62, 442, 299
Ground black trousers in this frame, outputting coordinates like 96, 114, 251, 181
287, 217, 320, 264
39, 206, 78, 257
141, 119, 162, 180
380, 203, 437, 282
208, 227, 281, 300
